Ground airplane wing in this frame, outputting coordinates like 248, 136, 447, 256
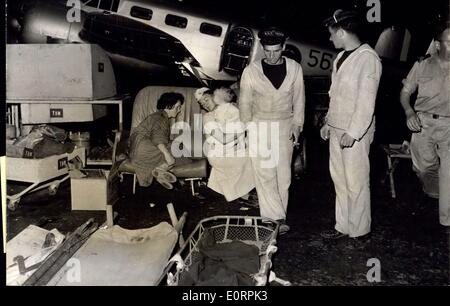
80, 12, 200, 68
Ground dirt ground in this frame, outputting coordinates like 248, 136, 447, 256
6, 136, 449, 286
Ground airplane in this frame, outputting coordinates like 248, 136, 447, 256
8, 0, 433, 84
8, 0, 343, 84
7, 0, 434, 178
8, 0, 421, 130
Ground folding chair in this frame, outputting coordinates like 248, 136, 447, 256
381, 144, 412, 198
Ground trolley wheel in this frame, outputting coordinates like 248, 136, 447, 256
48, 184, 59, 196
7, 198, 20, 211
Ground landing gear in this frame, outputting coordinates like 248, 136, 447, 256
7, 197, 20, 211
48, 183, 59, 196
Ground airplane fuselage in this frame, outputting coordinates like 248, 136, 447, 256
16, 0, 338, 83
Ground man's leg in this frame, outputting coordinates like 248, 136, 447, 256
329, 127, 349, 235
342, 129, 373, 238
276, 119, 294, 213
437, 124, 450, 226
411, 124, 440, 198
252, 158, 284, 220
250, 119, 285, 221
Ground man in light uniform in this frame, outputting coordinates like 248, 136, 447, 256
320, 10, 382, 240
239, 27, 305, 234
400, 25, 450, 227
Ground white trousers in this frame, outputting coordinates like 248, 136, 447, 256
329, 126, 374, 237
411, 113, 450, 226
249, 118, 293, 221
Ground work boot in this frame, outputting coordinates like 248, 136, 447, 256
415, 193, 437, 213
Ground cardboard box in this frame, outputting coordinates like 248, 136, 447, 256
70, 169, 119, 211
6, 147, 86, 183
6, 44, 116, 100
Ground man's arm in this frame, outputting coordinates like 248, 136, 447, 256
400, 89, 422, 132
238, 68, 253, 124
399, 62, 421, 132
346, 53, 382, 142
292, 64, 306, 143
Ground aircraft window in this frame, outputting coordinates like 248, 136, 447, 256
200, 23, 222, 37
165, 14, 188, 29
130, 6, 153, 20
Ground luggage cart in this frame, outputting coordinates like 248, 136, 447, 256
161, 215, 280, 286
6, 147, 86, 210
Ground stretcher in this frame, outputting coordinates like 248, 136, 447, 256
21, 213, 281, 286
161, 215, 280, 286
6, 147, 86, 210
45, 204, 186, 286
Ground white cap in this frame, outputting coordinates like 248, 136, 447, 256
194, 87, 210, 101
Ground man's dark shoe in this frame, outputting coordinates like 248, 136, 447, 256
350, 233, 372, 244
238, 197, 259, 208
320, 229, 347, 239
276, 219, 290, 235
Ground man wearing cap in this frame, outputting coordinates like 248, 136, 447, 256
399, 25, 450, 227
239, 27, 305, 234
320, 10, 382, 240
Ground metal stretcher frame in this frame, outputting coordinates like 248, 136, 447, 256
160, 215, 280, 286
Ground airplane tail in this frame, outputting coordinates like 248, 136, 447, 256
374, 26, 411, 62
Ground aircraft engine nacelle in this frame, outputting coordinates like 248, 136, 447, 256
21, 0, 86, 43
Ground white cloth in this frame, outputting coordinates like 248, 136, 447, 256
6, 225, 65, 286
203, 104, 255, 202
48, 223, 178, 286
239, 57, 305, 220
214, 103, 240, 125
329, 126, 374, 237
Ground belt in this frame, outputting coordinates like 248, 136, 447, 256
420, 112, 450, 119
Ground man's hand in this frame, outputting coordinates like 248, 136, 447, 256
320, 124, 330, 141
405, 110, 422, 132
291, 125, 303, 144
340, 133, 356, 149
